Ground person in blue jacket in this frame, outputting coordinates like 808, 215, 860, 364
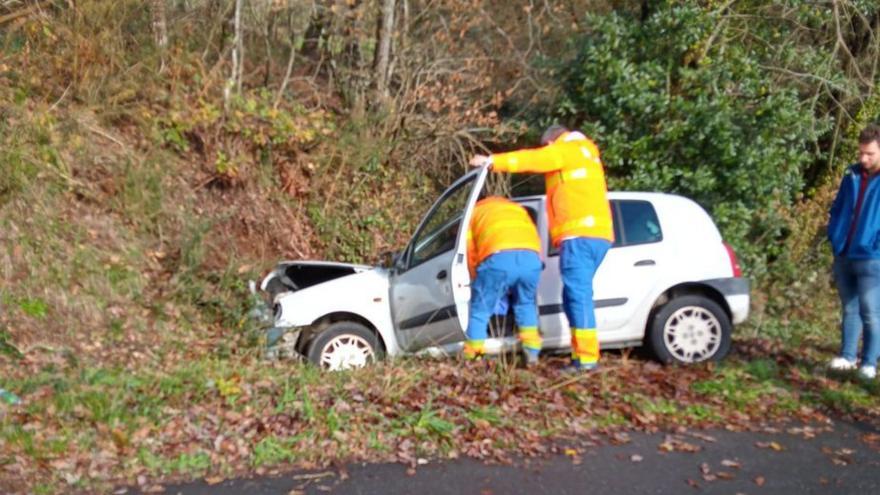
827, 123, 880, 380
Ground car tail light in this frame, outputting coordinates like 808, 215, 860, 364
723, 242, 742, 277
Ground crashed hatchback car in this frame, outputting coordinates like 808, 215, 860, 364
252, 166, 749, 370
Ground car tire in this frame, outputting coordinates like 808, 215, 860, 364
647, 295, 731, 364
305, 322, 381, 371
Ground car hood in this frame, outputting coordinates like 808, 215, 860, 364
259, 260, 377, 298
269, 263, 392, 330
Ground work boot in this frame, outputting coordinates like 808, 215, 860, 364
521, 348, 540, 368
560, 360, 597, 374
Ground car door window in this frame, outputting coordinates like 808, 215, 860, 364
617, 200, 662, 246
407, 178, 474, 269
546, 199, 660, 256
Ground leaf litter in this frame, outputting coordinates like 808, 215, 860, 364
0, 341, 876, 494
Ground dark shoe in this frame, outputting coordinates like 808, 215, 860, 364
560, 361, 597, 374
521, 348, 540, 368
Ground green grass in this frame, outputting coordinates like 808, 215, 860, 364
466, 405, 504, 427
691, 361, 801, 415
17, 298, 49, 318
139, 448, 212, 476
253, 435, 301, 467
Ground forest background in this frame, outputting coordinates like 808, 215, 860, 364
1, 1, 879, 492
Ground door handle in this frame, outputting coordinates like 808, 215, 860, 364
436, 270, 448, 280
634, 259, 656, 267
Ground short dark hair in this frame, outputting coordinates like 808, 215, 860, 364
541, 125, 568, 145
858, 124, 880, 145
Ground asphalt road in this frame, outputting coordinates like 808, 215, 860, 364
146, 420, 880, 495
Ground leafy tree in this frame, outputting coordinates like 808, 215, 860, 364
553, 1, 832, 277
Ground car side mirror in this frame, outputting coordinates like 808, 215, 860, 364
381, 250, 403, 270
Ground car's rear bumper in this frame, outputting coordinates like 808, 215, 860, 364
702, 277, 750, 324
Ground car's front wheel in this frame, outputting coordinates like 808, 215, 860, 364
305, 322, 381, 371
647, 295, 731, 364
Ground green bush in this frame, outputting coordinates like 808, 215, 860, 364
553, 2, 829, 278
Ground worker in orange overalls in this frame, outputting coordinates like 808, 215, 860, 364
464, 196, 543, 365
471, 126, 614, 371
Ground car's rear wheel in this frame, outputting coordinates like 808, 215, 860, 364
305, 322, 381, 371
648, 295, 731, 364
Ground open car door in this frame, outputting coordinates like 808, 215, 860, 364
390, 167, 488, 352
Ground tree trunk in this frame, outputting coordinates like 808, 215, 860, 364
373, 0, 396, 102
640, 0, 652, 23
151, 0, 169, 73
224, 0, 243, 107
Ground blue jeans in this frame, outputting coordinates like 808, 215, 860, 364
467, 250, 543, 341
560, 237, 612, 329
832, 257, 880, 367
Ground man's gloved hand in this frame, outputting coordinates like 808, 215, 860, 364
469, 154, 492, 168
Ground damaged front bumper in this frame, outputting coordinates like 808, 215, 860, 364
248, 280, 303, 361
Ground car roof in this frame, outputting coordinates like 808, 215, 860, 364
514, 191, 701, 207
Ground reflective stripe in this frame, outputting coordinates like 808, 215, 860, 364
546, 167, 589, 189
475, 219, 535, 245
463, 340, 485, 359
550, 216, 597, 237
518, 326, 542, 350
571, 328, 598, 364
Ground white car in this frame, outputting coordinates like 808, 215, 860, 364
253, 166, 749, 370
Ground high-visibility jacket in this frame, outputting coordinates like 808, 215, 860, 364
490, 132, 614, 247
467, 197, 541, 277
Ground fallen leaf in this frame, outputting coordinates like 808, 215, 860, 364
688, 432, 717, 443
292, 472, 335, 481
205, 476, 224, 485
610, 432, 631, 444
755, 441, 785, 451
700, 462, 711, 475
716, 471, 735, 480
61, 472, 81, 485
721, 459, 741, 469
564, 448, 578, 457
660, 436, 702, 453
630, 454, 643, 462
755, 475, 766, 486
686, 479, 700, 489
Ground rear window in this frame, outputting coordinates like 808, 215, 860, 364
615, 200, 662, 246
547, 199, 662, 255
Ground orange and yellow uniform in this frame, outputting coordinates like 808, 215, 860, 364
463, 197, 543, 360
466, 197, 541, 277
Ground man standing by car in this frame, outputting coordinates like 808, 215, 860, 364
827, 123, 880, 380
470, 126, 613, 371
464, 196, 544, 365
